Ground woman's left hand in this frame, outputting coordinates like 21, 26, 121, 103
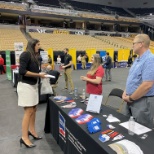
80, 76, 87, 81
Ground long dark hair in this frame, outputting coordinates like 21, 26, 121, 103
26, 38, 40, 65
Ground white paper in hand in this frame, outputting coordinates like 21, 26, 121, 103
45, 74, 55, 78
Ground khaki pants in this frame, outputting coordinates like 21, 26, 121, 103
82, 62, 86, 69
64, 68, 74, 91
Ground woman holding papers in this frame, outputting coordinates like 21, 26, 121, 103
80, 54, 104, 95
17, 39, 46, 148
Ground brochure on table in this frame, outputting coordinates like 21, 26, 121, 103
86, 94, 103, 113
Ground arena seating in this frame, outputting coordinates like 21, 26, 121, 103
0, 28, 27, 50
128, 8, 154, 16
35, 0, 60, 7
29, 32, 117, 51
0, 1, 26, 11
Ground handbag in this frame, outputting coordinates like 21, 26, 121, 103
40, 78, 53, 95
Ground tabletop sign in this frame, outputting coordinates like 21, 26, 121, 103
86, 94, 103, 114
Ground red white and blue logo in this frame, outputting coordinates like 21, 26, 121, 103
59, 112, 66, 137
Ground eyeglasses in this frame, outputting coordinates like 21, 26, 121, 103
132, 42, 142, 45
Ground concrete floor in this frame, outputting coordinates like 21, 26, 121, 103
0, 67, 129, 154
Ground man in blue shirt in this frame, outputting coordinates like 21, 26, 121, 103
122, 34, 154, 128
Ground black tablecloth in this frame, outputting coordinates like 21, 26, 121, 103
44, 97, 154, 154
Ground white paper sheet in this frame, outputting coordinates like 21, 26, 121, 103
120, 121, 152, 135
86, 94, 103, 113
45, 74, 55, 78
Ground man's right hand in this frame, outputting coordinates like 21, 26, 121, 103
122, 90, 127, 100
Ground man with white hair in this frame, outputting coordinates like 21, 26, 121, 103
122, 34, 154, 128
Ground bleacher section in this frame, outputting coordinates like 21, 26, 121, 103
67, 1, 132, 17
0, 1, 26, 11
129, 8, 154, 16
29, 32, 117, 51
96, 36, 154, 51
0, 28, 27, 50
0, 27, 154, 52
95, 36, 132, 49
34, 0, 60, 7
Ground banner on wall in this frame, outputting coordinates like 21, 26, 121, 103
5, 50, 12, 80
53, 30, 69, 34
40, 51, 48, 63
99, 51, 106, 63
14, 42, 24, 65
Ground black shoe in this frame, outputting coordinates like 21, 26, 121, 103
28, 131, 42, 140
20, 138, 36, 148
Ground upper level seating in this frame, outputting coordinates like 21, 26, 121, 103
34, 0, 60, 7
67, 1, 131, 17
128, 8, 154, 15
102, 5, 132, 17
0, 28, 27, 50
67, 1, 107, 14
0, 1, 26, 11
79, 13, 140, 23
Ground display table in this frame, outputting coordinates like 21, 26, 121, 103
44, 97, 154, 154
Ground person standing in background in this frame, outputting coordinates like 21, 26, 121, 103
81, 54, 86, 69
80, 54, 104, 95
77, 54, 81, 63
85, 53, 89, 63
114, 54, 118, 68
62, 48, 74, 94
0, 54, 5, 74
57, 55, 61, 64
17, 39, 46, 148
122, 34, 154, 128
127, 55, 132, 67
48, 55, 52, 65
105, 52, 112, 81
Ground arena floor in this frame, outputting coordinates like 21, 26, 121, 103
0, 67, 129, 154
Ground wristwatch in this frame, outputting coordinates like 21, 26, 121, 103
129, 96, 135, 102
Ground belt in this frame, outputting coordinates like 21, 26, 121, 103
142, 95, 154, 98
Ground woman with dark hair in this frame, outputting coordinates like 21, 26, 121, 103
80, 54, 104, 95
17, 39, 46, 148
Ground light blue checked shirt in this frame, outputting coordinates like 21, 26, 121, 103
126, 50, 154, 96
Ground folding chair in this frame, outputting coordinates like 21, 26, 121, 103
105, 88, 124, 113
